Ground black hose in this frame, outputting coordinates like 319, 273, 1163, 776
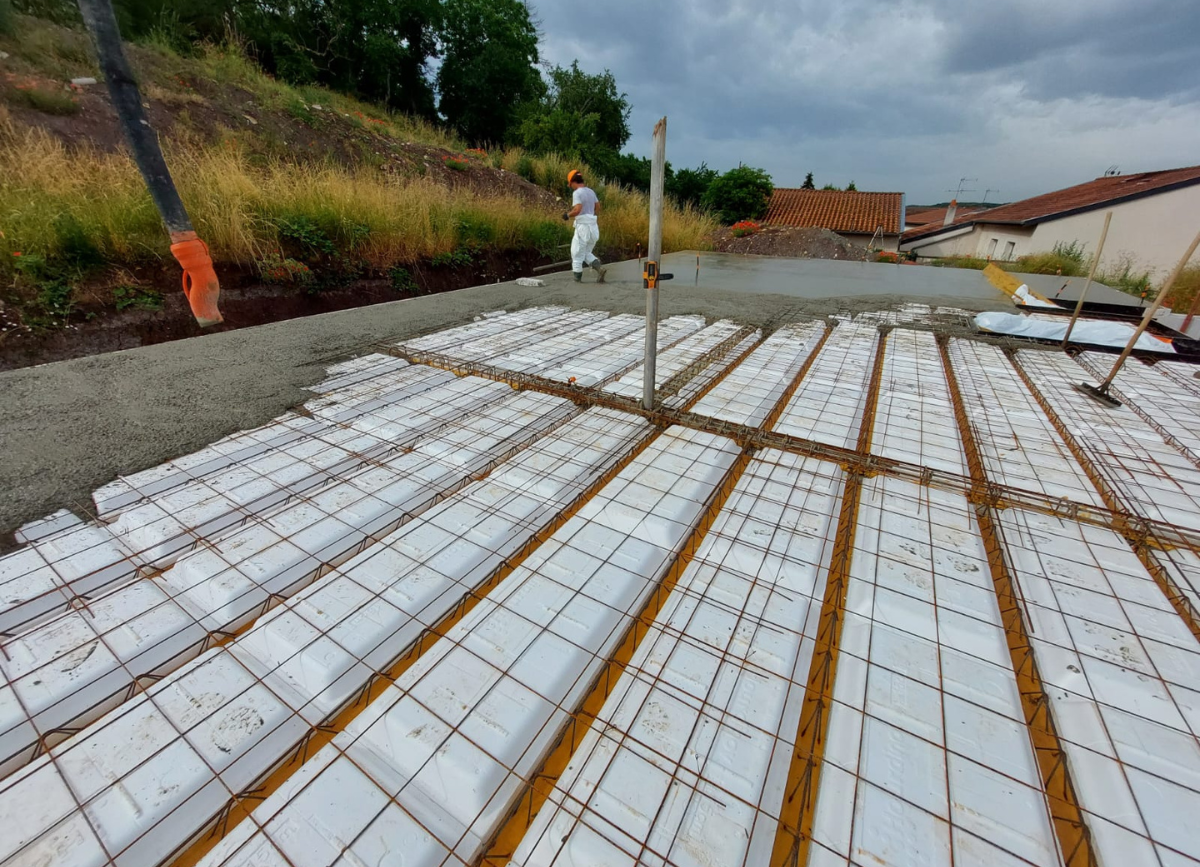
77, 0, 193, 235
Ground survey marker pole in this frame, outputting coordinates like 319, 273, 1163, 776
1077, 227, 1200, 406
1061, 211, 1112, 348
642, 117, 669, 410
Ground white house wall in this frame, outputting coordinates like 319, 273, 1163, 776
1029, 183, 1200, 278
906, 183, 1200, 275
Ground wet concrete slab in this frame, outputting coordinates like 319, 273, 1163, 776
0, 251, 1016, 543
632, 252, 1012, 302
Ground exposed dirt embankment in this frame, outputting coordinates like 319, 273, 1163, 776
0, 249, 550, 370
712, 226, 870, 261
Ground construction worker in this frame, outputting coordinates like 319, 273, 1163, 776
562, 170, 606, 282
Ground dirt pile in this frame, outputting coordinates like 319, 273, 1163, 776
712, 226, 869, 261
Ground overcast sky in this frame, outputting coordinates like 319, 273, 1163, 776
532, 0, 1200, 204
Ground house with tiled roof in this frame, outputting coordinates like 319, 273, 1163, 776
901, 165, 1200, 276
764, 188, 905, 251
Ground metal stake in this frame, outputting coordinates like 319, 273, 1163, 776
643, 117, 667, 411
1061, 211, 1112, 348
1078, 227, 1200, 406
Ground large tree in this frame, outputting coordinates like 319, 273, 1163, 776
667, 163, 717, 209
541, 61, 630, 151
515, 60, 631, 171
437, 0, 541, 144
235, 0, 441, 116
703, 165, 774, 224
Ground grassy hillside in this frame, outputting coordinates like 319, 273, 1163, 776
0, 14, 714, 331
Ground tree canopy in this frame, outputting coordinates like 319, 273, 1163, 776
437, 0, 542, 143
703, 165, 774, 224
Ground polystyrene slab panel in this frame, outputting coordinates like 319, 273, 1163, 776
806, 477, 1061, 867
1016, 349, 1200, 531
204, 426, 738, 865
1, 580, 206, 775
24, 649, 308, 866
0, 758, 108, 866
690, 321, 825, 426
0, 546, 72, 636
948, 339, 1102, 505
603, 321, 746, 398
540, 315, 705, 387
772, 322, 879, 449
665, 330, 762, 410
999, 507, 1200, 863
871, 329, 966, 474
512, 452, 843, 867
15, 510, 84, 545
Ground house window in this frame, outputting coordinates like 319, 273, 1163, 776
987, 238, 998, 258
1003, 241, 1016, 260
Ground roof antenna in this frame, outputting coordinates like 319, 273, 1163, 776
946, 177, 977, 199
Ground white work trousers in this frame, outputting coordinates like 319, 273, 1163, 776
571, 215, 600, 272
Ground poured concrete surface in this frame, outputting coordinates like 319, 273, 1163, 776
0, 253, 1013, 543
656, 251, 1009, 301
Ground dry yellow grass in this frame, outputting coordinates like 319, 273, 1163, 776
0, 123, 714, 280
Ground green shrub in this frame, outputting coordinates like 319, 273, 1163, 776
14, 84, 81, 116
112, 285, 163, 311
702, 165, 774, 225
930, 256, 989, 270
515, 154, 535, 183
389, 266, 418, 292
0, 0, 15, 36
1166, 264, 1200, 313
430, 247, 473, 268
456, 214, 495, 247
522, 220, 569, 258
274, 215, 335, 257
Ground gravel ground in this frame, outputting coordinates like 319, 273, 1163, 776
711, 226, 870, 260
0, 253, 1009, 545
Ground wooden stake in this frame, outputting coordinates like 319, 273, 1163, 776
1061, 211, 1112, 347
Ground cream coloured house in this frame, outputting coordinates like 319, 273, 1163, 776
900, 165, 1200, 278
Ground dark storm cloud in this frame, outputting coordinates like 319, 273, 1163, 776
530, 0, 1200, 201
939, 0, 1200, 101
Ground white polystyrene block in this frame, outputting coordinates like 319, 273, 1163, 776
0, 758, 108, 865
0, 682, 39, 779
32, 525, 137, 597
2, 580, 204, 766
230, 606, 368, 724
33, 650, 306, 866
0, 547, 70, 636
15, 510, 84, 545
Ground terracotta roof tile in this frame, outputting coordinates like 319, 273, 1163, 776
903, 165, 1200, 243
905, 205, 982, 227
764, 189, 903, 235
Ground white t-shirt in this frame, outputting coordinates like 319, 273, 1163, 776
572, 186, 599, 217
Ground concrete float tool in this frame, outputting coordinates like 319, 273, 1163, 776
1075, 227, 1200, 407
77, 0, 223, 327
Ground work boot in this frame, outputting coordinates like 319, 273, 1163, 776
590, 259, 607, 283
573, 270, 582, 283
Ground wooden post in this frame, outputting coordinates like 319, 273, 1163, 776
1098, 227, 1200, 392
1061, 211, 1112, 348
643, 116, 667, 411
1182, 283, 1200, 335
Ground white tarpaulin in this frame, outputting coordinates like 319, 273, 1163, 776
1013, 283, 1059, 308
975, 311, 1176, 354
